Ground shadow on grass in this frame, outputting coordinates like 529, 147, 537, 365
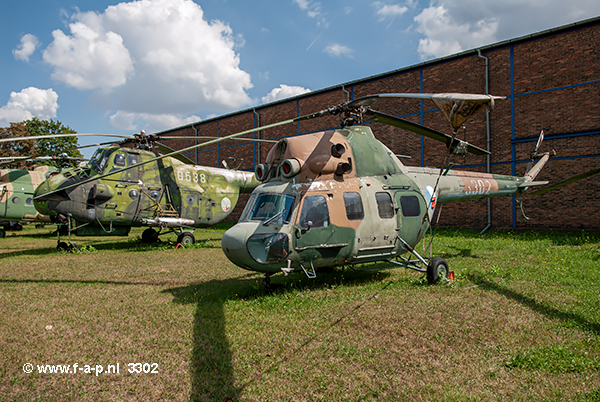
0, 236, 224, 259
467, 272, 600, 336
164, 267, 392, 402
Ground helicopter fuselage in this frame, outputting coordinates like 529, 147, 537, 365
222, 126, 533, 275
34, 146, 257, 235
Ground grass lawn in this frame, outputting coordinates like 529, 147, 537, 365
0, 224, 599, 401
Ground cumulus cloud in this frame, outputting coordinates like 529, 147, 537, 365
324, 44, 354, 58
373, 2, 409, 21
40, 0, 253, 120
414, 5, 498, 59
13, 34, 40, 62
261, 85, 311, 104
294, 0, 323, 19
109, 110, 200, 132
0, 88, 59, 126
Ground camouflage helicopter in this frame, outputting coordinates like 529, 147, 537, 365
0, 154, 89, 237
23, 131, 264, 249
214, 93, 599, 287
0, 165, 59, 237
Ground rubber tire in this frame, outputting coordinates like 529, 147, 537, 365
427, 257, 449, 285
141, 228, 159, 244
177, 232, 195, 246
13, 223, 23, 231
57, 242, 69, 251
0, 228, 5, 238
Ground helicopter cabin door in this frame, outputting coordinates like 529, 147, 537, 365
394, 192, 429, 248
293, 192, 352, 268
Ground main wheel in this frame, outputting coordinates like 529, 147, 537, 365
0, 228, 5, 238
141, 228, 159, 243
177, 232, 195, 246
427, 257, 449, 285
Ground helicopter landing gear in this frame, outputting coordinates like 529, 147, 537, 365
262, 274, 272, 292
389, 237, 450, 285
141, 228, 159, 243
0, 228, 5, 238
57, 241, 79, 252
426, 257, 449, 285
177, 231, 195, 246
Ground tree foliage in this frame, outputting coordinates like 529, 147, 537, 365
0, 118, 83, 169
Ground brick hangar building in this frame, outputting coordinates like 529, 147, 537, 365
158, 16, 600, 231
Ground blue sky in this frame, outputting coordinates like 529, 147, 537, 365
1, 0, 599, 157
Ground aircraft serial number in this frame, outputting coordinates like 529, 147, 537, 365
465, 179, 491, 195
177, 170, 207, 184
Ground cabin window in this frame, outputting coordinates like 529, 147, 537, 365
299, 195, 330, 228
127, 153, 138, 166
113, 153, 126, 167
400, 196, 421, 217
343, 192, 364, 220
375, 192, 394, 219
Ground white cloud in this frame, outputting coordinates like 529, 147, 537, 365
261, 85, 311, 104
414, 5, 498, 59
411, 0, 600, 61
294, 0, 323, 19
109, 111, 200, 132
0, 88, 59, 126
13, 34, 40, 62
373, 2, 409, 21
43, 23, 134, 90
324, 44, 354, 58
40, 0, 253, 118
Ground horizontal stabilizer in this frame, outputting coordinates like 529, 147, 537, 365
519, 181, 549, 188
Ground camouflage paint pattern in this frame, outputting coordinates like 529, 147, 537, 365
222, 126, 543, 275
0, 166, 58, 224
33, 146, 258, 236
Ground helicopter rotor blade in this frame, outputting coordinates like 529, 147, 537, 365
0, 133, 134, 144
153, 143, 195, 165
34, 116, 303, 202
365, 109, 490, 155
159, 136, 278, 143
527, 167, 600, 196
348, 93, 505, 131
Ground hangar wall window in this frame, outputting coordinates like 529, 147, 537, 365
343, 192, 364, 220
375, 192, 394, 219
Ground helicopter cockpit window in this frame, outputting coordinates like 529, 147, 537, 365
299, 195, 330, 228
90, 149, 112, 174
343, 192, 364, 220
400, 196, 421, 217
240, 193, 295, 224
127, 154, 138, 166
375, 192, 394, 219
113, 153, 126, 167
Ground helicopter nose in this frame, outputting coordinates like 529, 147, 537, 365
222, 225, 252, 268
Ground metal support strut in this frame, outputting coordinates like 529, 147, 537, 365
387, 236, 429, 273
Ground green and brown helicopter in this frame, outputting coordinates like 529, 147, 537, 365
217, 93, 599, 286
17, 132, 263, 249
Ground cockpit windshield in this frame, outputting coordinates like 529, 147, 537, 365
240, 193, 295, 225
89, 148, 112, 174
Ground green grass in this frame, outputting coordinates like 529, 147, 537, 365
0, 224, 599, 401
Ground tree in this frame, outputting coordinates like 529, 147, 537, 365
0, 119, 84, 169
0, 122, 36, 169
